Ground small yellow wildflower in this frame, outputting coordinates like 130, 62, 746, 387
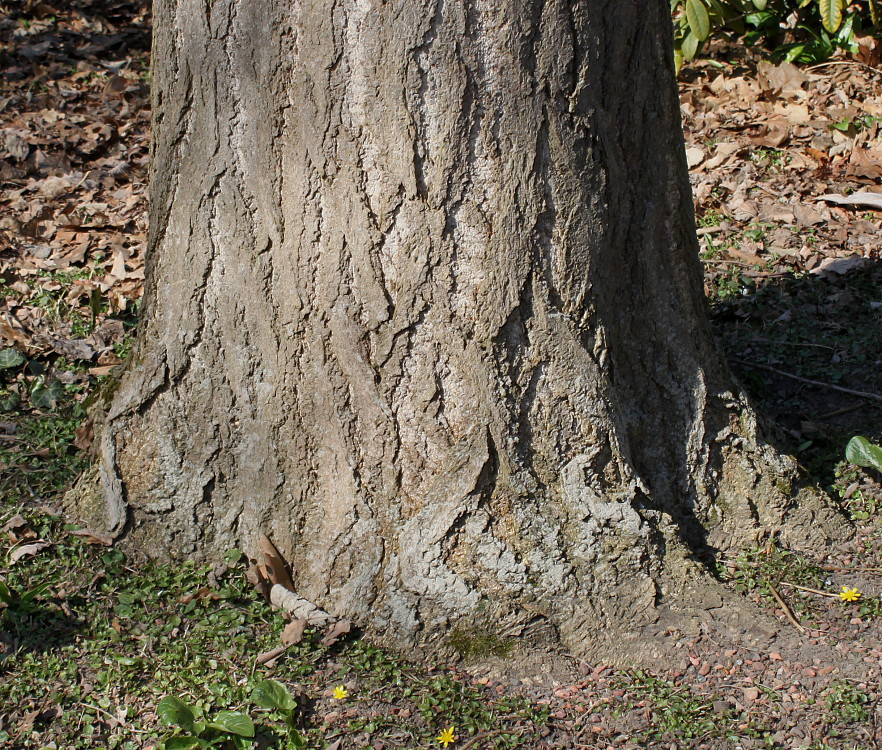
332, 686, 348, 700
436, 726, 456, 747
839, 586, 861, 602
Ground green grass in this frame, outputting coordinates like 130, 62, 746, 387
715, 542, 832, 624
0, 409, 87, 502
824, 679, 870, 726
0, 503, 549, 749
611, 671, 759, 743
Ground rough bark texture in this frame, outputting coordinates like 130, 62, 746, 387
68, 0, 849, 664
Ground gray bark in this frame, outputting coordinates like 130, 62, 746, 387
68, 0, 848, 663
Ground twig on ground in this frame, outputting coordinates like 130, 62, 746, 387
701, 258, 753, 266
765, 581, 806, 633
76, 703, 148, 732
817, 402, 867, 420
729, 359, 882, 403
807, 60, 880, 74
779, 582, 838, 599
747, 336, 834, 351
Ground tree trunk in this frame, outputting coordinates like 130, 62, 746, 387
69, 0, 848, 664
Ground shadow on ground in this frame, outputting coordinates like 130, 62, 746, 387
0, 0, 150, 78
711, 261, 882, 486
0, 605, 83, 668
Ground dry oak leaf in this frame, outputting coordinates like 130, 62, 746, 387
281, 618, 308, 646
69, 528, 112, 546
258, 534, 295, 592
9, 540, 50, 563
320, 619, 352, 647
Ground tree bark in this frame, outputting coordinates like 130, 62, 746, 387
68, 0, 848, 664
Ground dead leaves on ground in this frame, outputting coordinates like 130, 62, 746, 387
0, 1, 149, 395
681, 55, 882, 286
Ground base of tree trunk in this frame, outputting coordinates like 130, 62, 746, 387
64, 0, 852, 670
66, 399, 850, 669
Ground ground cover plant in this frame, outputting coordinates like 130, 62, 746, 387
672, 0, 881, 68
2, 0, 882, 748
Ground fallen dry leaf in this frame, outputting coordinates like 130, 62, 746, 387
69, 528, 113, 546
815, 192, 882, 211
73, 420, 94, 452
685, 146, 705, 168
9, 540, 50, 563
320, 619, 352, 647
258, 534, 295, 592
809, 256, 871, 276
281, 618, 308, 646
1, 514, 27, 533
255, 645, 288, 666
178, 586, 220, 605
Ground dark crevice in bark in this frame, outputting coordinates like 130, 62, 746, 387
531, 105, 561, 311
148, 68, 193, 278
410, 0, 444, 201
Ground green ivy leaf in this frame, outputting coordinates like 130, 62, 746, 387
30, 378, 63, 410
685, 0, 711, 40
156, 696, 197, 733
817, 0, 845, 32
0, 348, 24, 369
252, 679, 297, 712
846, 436, 882, 473
753, 0, 767, 8
207, 712, 254, 738
0, 390, 21, 411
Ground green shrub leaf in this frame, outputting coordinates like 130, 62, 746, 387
685, 0, 711, 40
162, 738, 200, 750
0, 578, 12, 605
846, 436, 882, 473
818, 0, 845, 32
252, 679, 297, 712
156, 696, 197, 733
682, 31, 700, 61
207, 712, 254, 737
19, 581, 52, 604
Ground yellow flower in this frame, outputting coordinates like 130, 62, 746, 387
332, 686, 348, 700
436, 726, 456, 747
839, 586, 861, 602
